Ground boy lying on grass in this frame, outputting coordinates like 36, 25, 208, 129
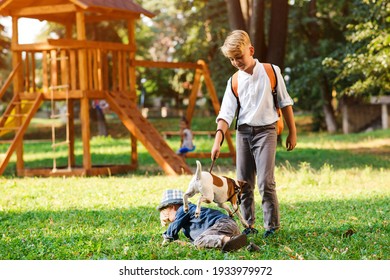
157, 189, 257, 252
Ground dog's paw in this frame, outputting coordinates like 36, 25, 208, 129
194, 212, 200, 218
183, 208, 188, 213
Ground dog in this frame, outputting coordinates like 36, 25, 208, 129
183, 160, 249, 228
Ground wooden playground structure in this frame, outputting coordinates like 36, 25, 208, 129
0, 0, 235, 176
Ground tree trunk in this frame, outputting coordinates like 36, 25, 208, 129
250, 0, 267, 60
307, 0, 338, 132
266, 0, 289, 69
225, 0, 247, 30
321, 76, 338, 133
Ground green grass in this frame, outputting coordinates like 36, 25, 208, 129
0, 119, 389, 260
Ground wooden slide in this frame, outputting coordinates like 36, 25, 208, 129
105, 91, 192, 175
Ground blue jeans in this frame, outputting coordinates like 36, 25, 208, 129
236, 123, 279, 231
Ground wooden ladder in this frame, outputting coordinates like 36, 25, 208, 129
105, 91, 192, 175
0, 93, 43, 175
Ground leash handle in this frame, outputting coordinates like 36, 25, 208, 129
215, 129, 225, 146
210, 129, 225, 173
209, 159, 215, 173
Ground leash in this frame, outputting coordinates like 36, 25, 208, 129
226, 182, 242, 217
210, 129, 225, 173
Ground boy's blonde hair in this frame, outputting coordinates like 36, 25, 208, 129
221, 30, 252, 58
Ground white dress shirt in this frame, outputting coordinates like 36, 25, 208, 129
217, 59, 294, 127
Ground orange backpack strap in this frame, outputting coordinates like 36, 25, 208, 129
231, 72, 239, 97
262, 63, 278, 94
263, 63, 280, 111
230, 72, 240, 129
263, 63, 284, 134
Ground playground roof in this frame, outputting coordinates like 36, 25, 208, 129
0, 0, 154, 23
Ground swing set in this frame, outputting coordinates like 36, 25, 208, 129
0, 0, 235, 176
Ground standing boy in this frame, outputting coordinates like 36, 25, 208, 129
211, 30, 297, 238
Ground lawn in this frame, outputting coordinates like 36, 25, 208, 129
0, 116, 389, 260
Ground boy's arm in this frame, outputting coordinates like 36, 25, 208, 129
161, 207, 190, 244
281, 105, 297, 151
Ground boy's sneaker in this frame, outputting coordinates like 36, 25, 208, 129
221, 234, 247, 252
263, 229, 276, 238
242, 227, 259, 235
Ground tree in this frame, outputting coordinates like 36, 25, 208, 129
225, 0, 289, 68
286, 0, 350, 132
325, 0, 390, 97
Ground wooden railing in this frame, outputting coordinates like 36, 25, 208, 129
12, 39, 137, 98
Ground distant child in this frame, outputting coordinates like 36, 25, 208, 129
176, 117, 195, 154
157, 189, 248, 252
211, 30, 297, 238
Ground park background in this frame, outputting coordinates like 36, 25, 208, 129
0, 0, 389, 261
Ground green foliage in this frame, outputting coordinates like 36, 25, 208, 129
135, 0, 231, 103
324, 0, 390, 97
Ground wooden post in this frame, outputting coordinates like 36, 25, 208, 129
76, 10, 91, 172
128, 19, 136, 99
186, 67, 202, 124
11, 16, 24, 174
127, 18, 138, 166
64, 23, 76, 167
199, 60, 236, 162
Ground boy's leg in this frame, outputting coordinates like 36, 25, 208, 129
236, 128, 257, 227
253, 126, 279, 231
193, 218, 240, 249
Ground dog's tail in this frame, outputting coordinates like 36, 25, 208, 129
195, 160, 202, 181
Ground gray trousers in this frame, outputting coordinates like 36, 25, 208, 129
193, 218, 240, 249
236, 123, 280, 230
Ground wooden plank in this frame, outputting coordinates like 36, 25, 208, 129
76, 10, 91, 171
117, 51, 123, 90
185, 152, 234, 159
0, 62, 21, 100
186, 68, 202, 124
50, 49, 58, 88
112, 51, 118, 91
122, 51, 128, 91
60, 50, 69, 86
19, 164, 136, 177
12, 40, 136, 52
24, 52, 30, 92
42, 51, 48, 92
87, 49, 93, 90
134, 60, 201, 69
47, 39, 136, 51
102, 51, 109, 91
97, 49, 103, 90
10, 4, 76, 17
19, 90, 83, 100
69, 50, 77, 90
31, 52, 36, 92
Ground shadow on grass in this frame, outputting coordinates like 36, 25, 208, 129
0, 197, 388, 260
276, 147, 390, 170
